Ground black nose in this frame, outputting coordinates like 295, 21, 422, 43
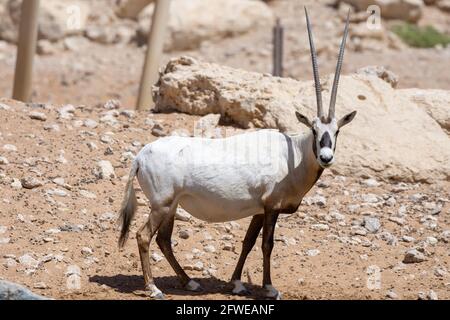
320, 155, 333, 164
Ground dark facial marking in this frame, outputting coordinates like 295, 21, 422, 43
320, 131, 332, 149
312, 129, 318, 158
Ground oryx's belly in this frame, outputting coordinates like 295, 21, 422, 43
178, 193, 263, 223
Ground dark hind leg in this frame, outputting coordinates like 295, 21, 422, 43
230, 214, 264, 295
136, 207, 167, 299
261, 211, 280, 299
156, 214, 202, 291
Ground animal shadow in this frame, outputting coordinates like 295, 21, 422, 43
89, 274, 266, 300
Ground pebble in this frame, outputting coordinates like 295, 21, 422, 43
306, 249, 320, 257
311, 224, 330, 231
361, 194, 379, 204
222, 243, 234, 251
19, 254, 39, 269
425, 236, 438, 246
0, 156, 8, 165
401, 236, 415, 243
21, 177, 43, 189
46, 189, 68, 197
203, 245, 216, 253
175, 208, 191, 222
79, 190, 97, 199
33, 282, 48, 289
3, 144, 17, 152
29, 112, 47, 121
151, 252, 163, 263
84, 119, 98, 129
386, 290, 398, 300
81, 247, 93, 257
193, 261, 204, 271
178, 229, 191, 240
11, 179, 22, 189
362, 178, 380, 187
96, 160, 116, 179
403, 249, 427, 264
363, 217, 381, 233
389, 216, 405, 226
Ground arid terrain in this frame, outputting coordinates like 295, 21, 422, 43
0, 0, 449, 300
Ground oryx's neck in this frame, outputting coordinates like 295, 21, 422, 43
290, 131, 324, 197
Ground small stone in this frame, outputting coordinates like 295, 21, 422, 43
29, 112, 47, 121
193, 261, 204, 271
87, 142, 98, 151
33, 282, 48, 289
151, 123, 167, 137
428, 290, 438, 300
361, 194, 379, 203
386, 290, 398, 300
81, 247, 93, 257
19, 254, 39, 269
203, 245, 216, 253
46, 189, 68, 197
361, 178, 380, 187
403, 249, 427, 264
96, 161, 116, 179
11, 179, 22, 189
363, 217, 381, 233
175, 208, 191, 222
84, 119, 98, 129
79, 190, 97, 199
311, 224, 329, 231
151, 252, 163, 263
425, 236, 438, 246
0, 157, 9, 165
20, 177, 43, 189
178, 229, 191, 240
222, 243, 234, 251
401, 236, 415, 243
100, 212, 116, 222
66, 265, 81, 276
389, 216, 405, 226
3, 144, 17, 152
306, 249, 320, 257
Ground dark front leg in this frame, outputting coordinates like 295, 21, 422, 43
230, 214, 264, 295
262, 211, 280, 299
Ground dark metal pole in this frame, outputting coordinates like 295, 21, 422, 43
273, 18, 284, 77
13, 0, 40, 102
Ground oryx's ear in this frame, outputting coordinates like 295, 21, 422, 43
296, 112, 313, 128
338, 111, 357, 128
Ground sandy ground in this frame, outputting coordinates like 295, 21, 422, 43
0, 2, 449, 300
0, 99, 449, 300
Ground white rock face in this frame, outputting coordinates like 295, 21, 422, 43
138, 0, 274, 51
154, 57, 450, 182
400, 89, 450, 134
0, 0, 91, 43
340, 0, 424, 23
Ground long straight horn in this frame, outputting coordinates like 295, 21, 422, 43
329, 10, 350, 120
304, 7, 323, 118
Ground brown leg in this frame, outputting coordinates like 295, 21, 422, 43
230, 214, 264, 294
156, 215, 200, 291
262, 211, 280, 299
136, 208, 166, 299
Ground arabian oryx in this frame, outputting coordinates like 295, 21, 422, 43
118, 8, 356, 300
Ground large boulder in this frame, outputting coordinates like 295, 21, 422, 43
153, 57, 450, 183
400, 89, 450, 134
0, 0, 90, 43
138, 0, 274, 51
340, 0, 424, 23
0, 280, 49, 300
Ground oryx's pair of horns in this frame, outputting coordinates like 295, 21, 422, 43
305, 7, 350, 120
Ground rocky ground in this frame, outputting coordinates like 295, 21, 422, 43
0, 99, 448, 300
0, 0, 449, 300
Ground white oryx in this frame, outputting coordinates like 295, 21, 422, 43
118, 8, 356, 300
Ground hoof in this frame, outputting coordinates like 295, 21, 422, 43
264, 285, 282, 300
232, 280, 249, 296
147, 284, 166, 300
185, 280, 202, 292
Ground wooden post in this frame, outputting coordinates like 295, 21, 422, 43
13, 0, 40, 102
136, 0, 171, 110
273, 18, 284, 77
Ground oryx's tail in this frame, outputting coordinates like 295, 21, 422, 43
118, 160, 139, 248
